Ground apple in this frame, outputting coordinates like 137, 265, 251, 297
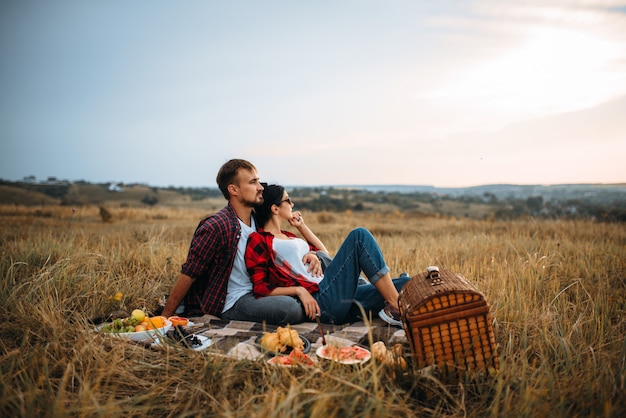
131, 309, 146, 322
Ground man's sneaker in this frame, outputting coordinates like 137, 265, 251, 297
378, 301, 403, 327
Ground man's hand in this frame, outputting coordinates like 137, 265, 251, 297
161, 274, 194, 318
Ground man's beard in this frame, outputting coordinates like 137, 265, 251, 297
242, 194, 264, 208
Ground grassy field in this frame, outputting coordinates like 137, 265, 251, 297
1, 204, 625, 417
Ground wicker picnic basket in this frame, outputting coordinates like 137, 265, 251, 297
398, 266, 499, 375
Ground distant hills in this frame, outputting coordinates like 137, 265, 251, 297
286, 183, 626, 222
335, 183, 626, 204
1, 179, 624, 221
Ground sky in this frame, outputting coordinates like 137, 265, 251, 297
1, 0, 625, 188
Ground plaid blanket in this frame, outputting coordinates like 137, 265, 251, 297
182, 315, 409, 361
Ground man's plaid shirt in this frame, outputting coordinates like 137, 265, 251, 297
181, 204, 241, 316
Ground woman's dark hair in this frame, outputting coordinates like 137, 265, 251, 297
254, 183, 285, 227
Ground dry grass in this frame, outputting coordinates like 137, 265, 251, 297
1, 204, 625, 417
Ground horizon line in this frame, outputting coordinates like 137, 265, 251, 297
4, 177, 625, 189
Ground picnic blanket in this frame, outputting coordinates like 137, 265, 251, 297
181, 315, 409, 361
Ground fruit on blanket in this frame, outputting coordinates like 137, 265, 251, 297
146, 316, 167, 330
371, 341, 388, 360
371, 341, 407, 370
320, 345, 370, 363
289, 348, 314, 366
268, 348, 314, 367
168, 316, 189, 327
100, 310, 169, 335
101, 317, 138, 333
131, 309, 146, 322
168, 325, 202, 348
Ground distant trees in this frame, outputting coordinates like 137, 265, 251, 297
0, 179, 70, 200
286, 186, 626, 222
1, 180, 624, 222
167, 186, 222, 201
141, 194, 158, 206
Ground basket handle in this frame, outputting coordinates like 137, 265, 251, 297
426, 266, 443, 286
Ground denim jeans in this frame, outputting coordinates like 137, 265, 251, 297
346, 276, 409, 322
221, 292, 305, 326
315, 227, 409, 324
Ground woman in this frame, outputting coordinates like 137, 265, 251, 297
245, 184, 408, 325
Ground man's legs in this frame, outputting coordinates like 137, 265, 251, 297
221, 292, 305, 326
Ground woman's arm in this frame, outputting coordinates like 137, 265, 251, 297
289, 211, 328, 253
287, 211, 326, 277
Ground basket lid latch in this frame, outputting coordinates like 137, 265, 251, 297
426, 266, 443, 286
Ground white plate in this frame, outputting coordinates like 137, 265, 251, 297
188, 335, 212, 350
153, 334, 212, 351
95, 320, 172, 343
315, 345, 371, 365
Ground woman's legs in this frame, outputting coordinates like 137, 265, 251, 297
349, 275, 410, 323
371, 272, 401, 309
315, 228, 391, 323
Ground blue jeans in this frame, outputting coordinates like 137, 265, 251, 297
315, 228, 409, 324
221, 292, 305, 326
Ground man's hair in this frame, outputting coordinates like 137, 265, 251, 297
216, 159, 257, 199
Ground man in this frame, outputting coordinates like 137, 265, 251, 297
161, 159, 305, 325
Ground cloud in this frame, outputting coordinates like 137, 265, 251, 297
408, 95, 626, 186
424, 0, 626, 131
257, 95, 626, 187
1, 1, 625, 188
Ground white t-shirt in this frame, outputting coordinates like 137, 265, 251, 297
222, 217, 256, 312
273, 237, 324, 284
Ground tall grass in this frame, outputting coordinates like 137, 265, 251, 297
1, 204, 625, 417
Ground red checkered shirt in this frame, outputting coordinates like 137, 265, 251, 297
181, 204, 241, 315
245, 229, 320, 297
